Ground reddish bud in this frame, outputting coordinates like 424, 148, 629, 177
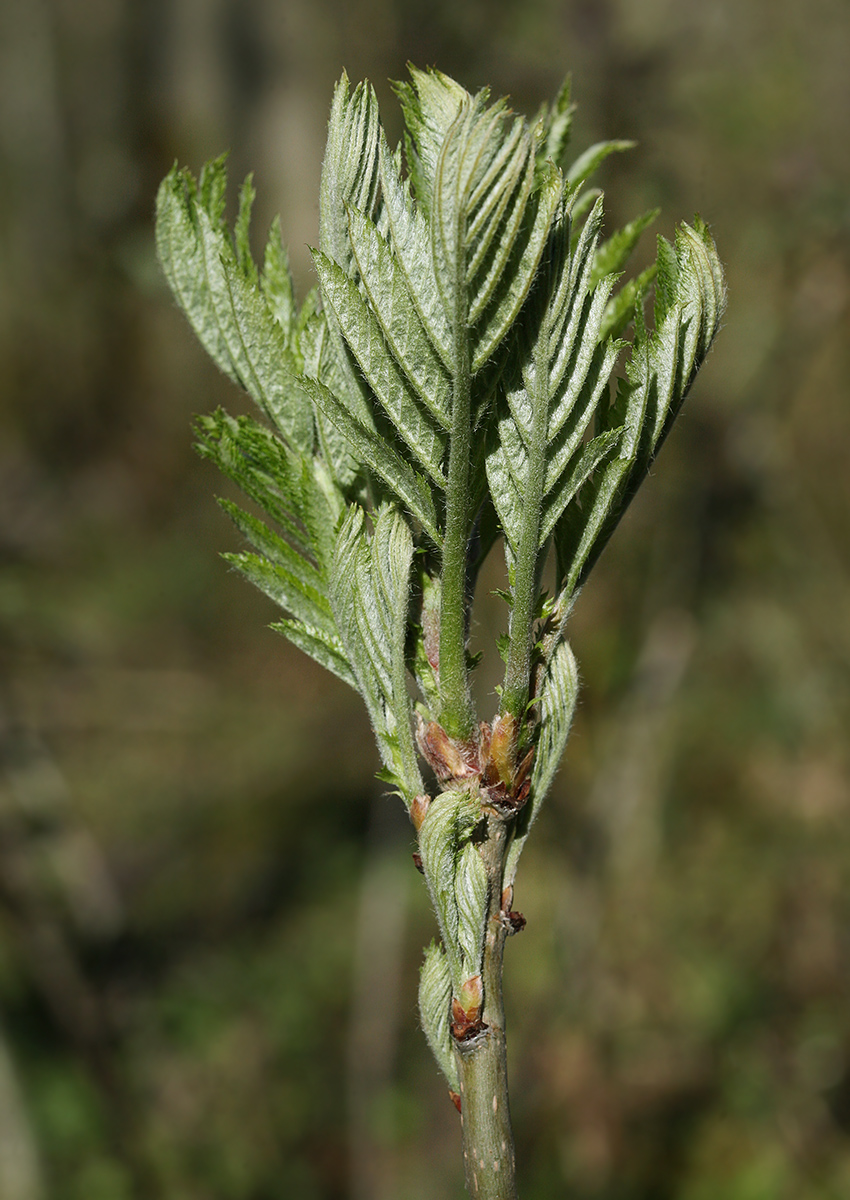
488, 713, 517, 787
416, 718, 477, 783
409, 793, 431, 831
449, 1089, 462, 1113
451, 975, 486, 1039
457, 973, 483, 1018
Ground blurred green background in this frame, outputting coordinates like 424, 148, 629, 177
1, 0, 849, 1197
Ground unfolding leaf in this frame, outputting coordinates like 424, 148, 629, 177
346, 205, 452, 427
565, 138, 635, 191
329, 504, 422, 799
156, 160, 314, 455
417, 788, 481, 984
419, 942, 459, 1091
505, 638, 579, 886
455, 842, 488, 980
304, 374, 442, 546
270, 618, 356, 689
553, 218, 726, 599
312, 249, 448, 484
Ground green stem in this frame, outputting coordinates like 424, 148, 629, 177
456, 818, 517, 1200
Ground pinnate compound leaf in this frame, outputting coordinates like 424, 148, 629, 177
346, 204, 452, 428
156, 160, 313, 455
329, 504, 422, 798
419, 943, 459, 1091
312, 249, 449, 485
302, 374, 443, 546
554, 218, 726, 599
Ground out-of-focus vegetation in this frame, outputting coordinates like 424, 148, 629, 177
0, 1, 848, 1197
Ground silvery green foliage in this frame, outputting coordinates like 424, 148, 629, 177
419, 942, 459, 1092
157, 67, 725, 1093
417, 790, 488, 989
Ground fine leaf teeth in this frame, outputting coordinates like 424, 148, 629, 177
485, 191, 621, 558
329, 504, 423, 798
156, 74, 725, 1102
312, 249, 449, 487
346, 206, 453, 430
379, 135, 454, 370
419, 943, 459, 1092
470, 162, 562, 370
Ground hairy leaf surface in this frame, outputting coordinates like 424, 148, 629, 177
419, 943, 459, 1091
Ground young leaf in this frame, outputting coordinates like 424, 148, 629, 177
417, 788, 481, 984
156, 161, 314, 455
419, 942, 459, 1091
505, 638, 579, 886
303, 374, 443, 547
312, 248, 449, 485
553, 218, 726, 601
455, 842, 489, 981
270, 618, 357, 689
346, 204, 453, 428
329, 504, 423, 799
